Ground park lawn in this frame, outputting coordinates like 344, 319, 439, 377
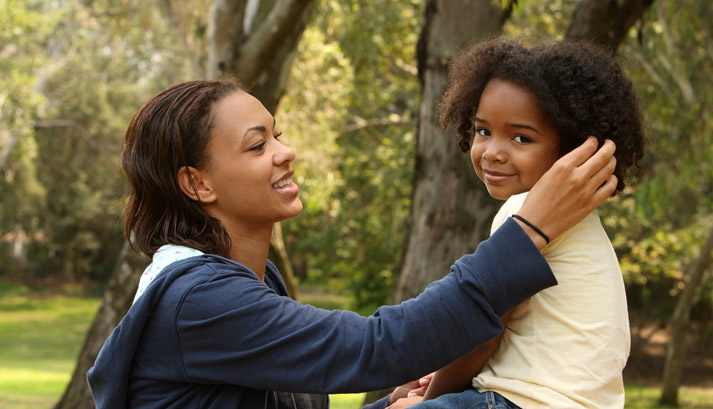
0, 280, 100, 409
1, 279, 712, 409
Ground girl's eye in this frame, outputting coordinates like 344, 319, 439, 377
514, 135, 531, 143
475, 128, 490, 136
249, 141, 266, 151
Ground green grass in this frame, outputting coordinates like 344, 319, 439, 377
625, 384, 713, 408
330, 393, 367, 409
0, 280, 100, 409
1, 279, 712, 409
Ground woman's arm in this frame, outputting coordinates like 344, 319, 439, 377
173, 220, 553, 394
421, 311, 513, 400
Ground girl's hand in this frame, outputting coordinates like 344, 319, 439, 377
518, 137, 617, 249
386, 396, 424, 409
388, 373, 433, 405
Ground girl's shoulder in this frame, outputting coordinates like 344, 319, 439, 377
490, 193, 529, 235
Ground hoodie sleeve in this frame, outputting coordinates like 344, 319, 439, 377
172, 218, 555, 394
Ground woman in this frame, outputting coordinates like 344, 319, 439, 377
87, 78, 617, 409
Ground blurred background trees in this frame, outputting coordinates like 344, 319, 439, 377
1, 0, 711, 407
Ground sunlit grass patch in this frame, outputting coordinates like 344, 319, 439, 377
0, 280, 100, 409
329, 393, 366, 409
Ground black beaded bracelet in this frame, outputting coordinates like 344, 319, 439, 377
512, 214, 550, 244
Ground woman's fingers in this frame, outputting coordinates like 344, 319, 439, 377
559, 136, 599, 168
578, 139, 616, 178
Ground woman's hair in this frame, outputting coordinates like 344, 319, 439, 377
439, 38, 644, 192
122, 78, 242, 257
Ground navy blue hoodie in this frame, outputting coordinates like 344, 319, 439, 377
87, 218, 556, 408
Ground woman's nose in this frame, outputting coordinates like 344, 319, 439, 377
274, 139, 295, 165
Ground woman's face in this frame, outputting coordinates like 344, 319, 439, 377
471, 79, 560, 200
199, 91, 303, 232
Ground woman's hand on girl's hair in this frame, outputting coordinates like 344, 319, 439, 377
517, 137, 617, 249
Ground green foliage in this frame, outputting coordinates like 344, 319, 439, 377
0, 0, 53, 261
503, 0, 575, 40
280, 0, 421, 310
605, 0, 713, 324
0, 0, 204, 281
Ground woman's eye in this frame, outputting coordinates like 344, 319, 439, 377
514, 135, 531, 143
249, 141, 266, 151
273, 131, 282, 139
475, 128, 489, 136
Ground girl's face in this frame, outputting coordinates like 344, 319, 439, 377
471, 79, 560, 200
199, 92, 303, 232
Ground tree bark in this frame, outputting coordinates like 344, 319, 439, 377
54, 242, 148, 409
55, 1, 315, 407
566, 0, 655, 50
659, 222, 713, 405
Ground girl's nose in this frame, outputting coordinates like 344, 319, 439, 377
482, 139, 506, 163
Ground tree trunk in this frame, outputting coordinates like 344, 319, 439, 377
393, 0, 505, 303
55, 1, 315, 407
566, 0, 655, 50
659, 222, 713, 406
362, 2, 506, 406
54, 242, 148, 409
272, 222, 299, 300
207, 0, 317, 112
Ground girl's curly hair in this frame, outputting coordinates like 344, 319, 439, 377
439, 38, 644, 192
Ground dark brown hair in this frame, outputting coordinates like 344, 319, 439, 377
439, 38, 644, 192
121, 78, 242, 257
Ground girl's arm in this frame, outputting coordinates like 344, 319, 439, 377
421, 310, 513, 400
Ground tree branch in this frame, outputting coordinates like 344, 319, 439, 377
238, 0, 315, 84
630, 48, 670, 96
566, 0, 655, 50
207, 0, 247, 79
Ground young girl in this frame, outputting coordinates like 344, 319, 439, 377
86, 76, 618, 409
413, 39, 645, 409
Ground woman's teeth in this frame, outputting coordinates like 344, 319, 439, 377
272, 178, 292, 189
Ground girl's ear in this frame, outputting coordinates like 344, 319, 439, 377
177, 166, 217, 204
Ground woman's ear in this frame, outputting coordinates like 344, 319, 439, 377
177, 166, 217, 204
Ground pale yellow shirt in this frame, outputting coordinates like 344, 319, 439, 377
473, 192, 630, 409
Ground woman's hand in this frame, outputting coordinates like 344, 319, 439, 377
387, 373, 433, 406
517, 137, 617, 249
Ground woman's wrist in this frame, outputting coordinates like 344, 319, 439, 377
512, 216, 548, 250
